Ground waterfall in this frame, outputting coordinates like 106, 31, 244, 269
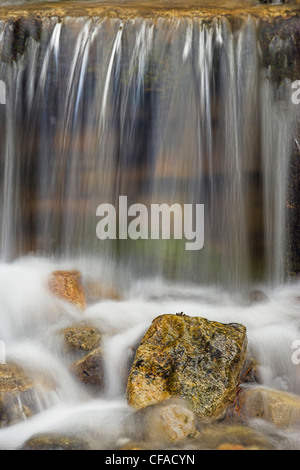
0, 4, 300, 450
0, 14, 298, 290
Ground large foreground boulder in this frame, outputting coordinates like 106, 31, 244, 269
127, 314, 247, 420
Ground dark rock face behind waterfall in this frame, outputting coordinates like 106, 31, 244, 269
0, 4, 299, 291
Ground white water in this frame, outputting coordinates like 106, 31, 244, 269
0, 256, 299, 449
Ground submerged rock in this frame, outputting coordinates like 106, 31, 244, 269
195, 422, 275, 450
140, 399, 200, 445
71, 347, 104, 392
48, 270, 86, 310
242, 386, 300, 428
249, 289, 269, 304
0, 363, 34, 393
0, 363, 33, 427
22, 433, 90, 450
118, 441, 146, 450
127, 314, 247, 420
217, 443, 247, 450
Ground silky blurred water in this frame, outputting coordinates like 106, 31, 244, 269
0, 256, 299, 449
0, 14, 298, 289
0, 4, 299, 450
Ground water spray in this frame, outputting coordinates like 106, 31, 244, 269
0, 340, 6, 365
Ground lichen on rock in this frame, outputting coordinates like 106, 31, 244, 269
127, 313, 247, 420
61, 325, 102, 354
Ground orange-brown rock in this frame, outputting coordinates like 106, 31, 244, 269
48, 270, 86, 310
217, 443, 247, 450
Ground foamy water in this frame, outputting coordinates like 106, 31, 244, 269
0, 256, 299, 449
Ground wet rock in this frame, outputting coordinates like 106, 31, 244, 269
0, 392, 34, 427
217, 443, 255, 450
118, 442, 146, 450
127, 314, 247, 420
21, 433, 90, 450
48, 270, 86, 310
141, 399, 200, 445
0, 363, 34, 394
240, 357, 259, 383
196, 422, 274, 450
61, 325, 102, 354
71, 347, 104, 392
242, 386, 300, 428
0, 363, 54, 427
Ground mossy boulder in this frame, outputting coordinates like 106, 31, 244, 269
48, 270, 86, 310
127, 314, 247, 420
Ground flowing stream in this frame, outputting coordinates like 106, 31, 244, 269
0, 1, 299, 449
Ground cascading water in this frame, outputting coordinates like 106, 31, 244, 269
0, 13, 296, 286
0, 0, 299, 450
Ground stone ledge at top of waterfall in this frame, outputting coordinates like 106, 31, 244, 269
96, 196, 204, 251
0, 1, 299, 22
